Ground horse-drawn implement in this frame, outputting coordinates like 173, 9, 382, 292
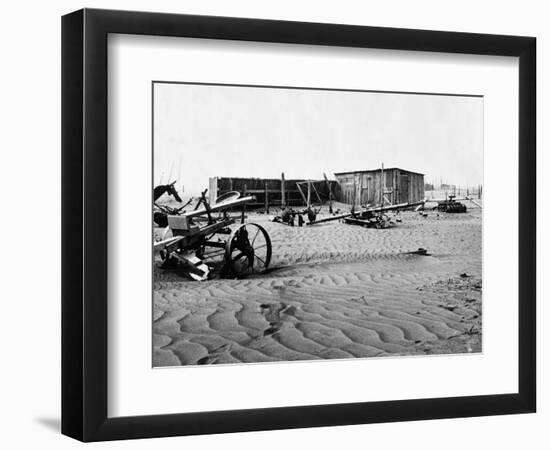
154, 192, 272, 281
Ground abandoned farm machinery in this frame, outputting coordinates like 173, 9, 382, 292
154, 191, 272, 281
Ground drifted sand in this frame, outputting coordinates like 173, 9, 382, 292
153, 209, 482, 366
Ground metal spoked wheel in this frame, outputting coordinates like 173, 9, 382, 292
224, 223, 272, 277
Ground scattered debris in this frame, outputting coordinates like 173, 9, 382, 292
272, 206, 319, 226
439, 304, 459, 312
403, 247, 431, 256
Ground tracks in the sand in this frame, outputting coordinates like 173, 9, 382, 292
153, 212, 481, 366
153, 261, 481, 365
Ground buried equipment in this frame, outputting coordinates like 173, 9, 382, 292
307, 200, 425, 228
434, 195, 467, 213
154, 192, 272, 280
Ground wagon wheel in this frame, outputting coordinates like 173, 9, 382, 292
224, 223, 272, 277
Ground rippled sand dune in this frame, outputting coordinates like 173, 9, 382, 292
153, 209, 482, 366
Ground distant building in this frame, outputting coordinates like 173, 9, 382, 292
334, 167, 424, 206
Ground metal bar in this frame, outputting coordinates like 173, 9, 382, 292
181, 195, 255, 219
365, 200, 424, 213
195, 218, 235, 235
203, 241, 227, 248
235, 188, 286, 194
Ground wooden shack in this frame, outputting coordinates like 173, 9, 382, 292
209, 175, 338, 210
334, 167, 424, 206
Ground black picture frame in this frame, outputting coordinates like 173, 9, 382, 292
62, 8, 536, 442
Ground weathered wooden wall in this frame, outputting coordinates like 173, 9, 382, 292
335, 168, 424, 206
210, 169, 422, 210
209, 176, 338, 210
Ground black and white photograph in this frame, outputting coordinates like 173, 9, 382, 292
152, 82, 484, 367
0, 0, 543, 447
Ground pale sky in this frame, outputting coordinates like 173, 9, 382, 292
153, 82, 483, 196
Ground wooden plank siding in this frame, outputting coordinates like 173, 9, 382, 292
209, 169, 422, 209
334, 168, 424, 206
209, 176, 339, 209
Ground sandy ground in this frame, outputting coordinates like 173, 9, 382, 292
153, 207, 482, 366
